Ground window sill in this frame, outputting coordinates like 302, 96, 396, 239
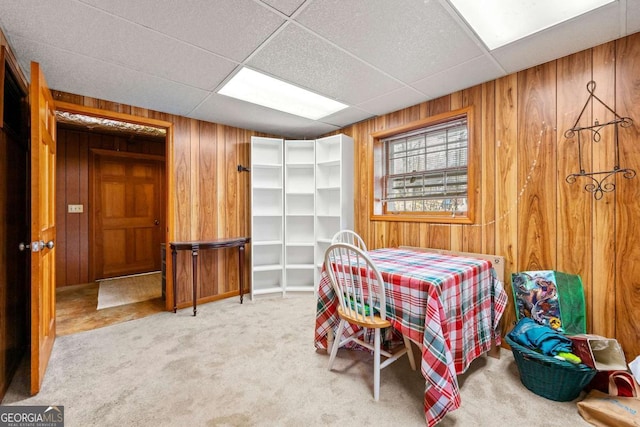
370, 212, 474, 224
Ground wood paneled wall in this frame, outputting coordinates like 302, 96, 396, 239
336, 33, 640, 360
52, 91, 257, 308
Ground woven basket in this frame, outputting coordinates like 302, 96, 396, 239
506, 334, 596, 401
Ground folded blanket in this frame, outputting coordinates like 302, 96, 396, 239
509, 318, 573, 356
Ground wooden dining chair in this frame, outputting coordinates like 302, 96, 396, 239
330, 229, 367, 251
324, 242, 416, 401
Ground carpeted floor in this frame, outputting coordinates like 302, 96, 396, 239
97, 272, 162, 310
2, 293, 589, 426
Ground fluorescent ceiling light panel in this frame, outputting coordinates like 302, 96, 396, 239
218, 68, 348, 120
448, 0, 616, 50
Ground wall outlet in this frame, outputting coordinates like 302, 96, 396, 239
68, 204, 84, 213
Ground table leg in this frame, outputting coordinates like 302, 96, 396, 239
239, 244, 245, 304
192, 247, 198, 316
172, 246, 177, 313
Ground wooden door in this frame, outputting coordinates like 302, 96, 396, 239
29, 62, 57, 395
93, 151, 164, 279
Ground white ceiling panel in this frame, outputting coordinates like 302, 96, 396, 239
628, 0, 640, 34
295, 0, 484, 84
189, 93, 340, 138
259, 0, 306, 17
0, 0, 637, 138
1, 0, 236, 90
11, 36, 210, 117
319, 107, 374, 128
411, 54, 505, 99
78, 0, 285, 62
356, 86, 428, 116
492, 2, 622, 74
247, 23, 402, 105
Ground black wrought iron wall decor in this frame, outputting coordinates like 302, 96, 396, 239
565, 80, 636, 200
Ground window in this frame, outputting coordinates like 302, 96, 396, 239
371, 107, 475, 223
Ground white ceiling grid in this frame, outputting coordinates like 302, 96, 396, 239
0, 0, 637, 138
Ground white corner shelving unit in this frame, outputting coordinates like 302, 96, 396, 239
251, 137, 284, 298
314, 134, 354, 287
250, 134, 353, 299
284, 140, 315, 294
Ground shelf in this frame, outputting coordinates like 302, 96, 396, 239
317, 238, 332, 243
253, 186, 283, 190
253, 287, 284, 296
253, 264, 284, 272
286, 213, 314, 217
285, 286, 315, 292
285, 242, 315, 247
286, 191, 314, 195
253, 163, 282, 169
253, 240, 283, 246
253, 213, 283, 217
316, 186, 340, 191
316, 159, 340, 167
316, 214, 340, 218
286, 163, 314, 168
285, 264, 315, 269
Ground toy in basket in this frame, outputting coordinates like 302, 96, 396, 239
511, 270, 586, 335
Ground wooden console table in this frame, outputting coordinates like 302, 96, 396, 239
169, 237, 251, 316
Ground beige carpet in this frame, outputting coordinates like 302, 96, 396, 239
96, 272, 162, 310
2, 293, 590, 426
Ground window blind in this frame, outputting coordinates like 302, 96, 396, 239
382, 117, 468, 212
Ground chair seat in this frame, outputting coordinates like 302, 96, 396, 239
337, 305, 391, 329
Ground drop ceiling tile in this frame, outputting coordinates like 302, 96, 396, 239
319, 107, 373, 128
291, 122, 343, 139
356, 86, 427, 116
12, 36, 209, 117
247, 24, 401, 105
190, 93, 340, 138
295, 0, 483, 84
492, 3, 621, 74
78, 0, 285, 62
1, 0, 236, 90
259, 0, 306, 16
627, 0, 640, 34
411, 55, 505, 99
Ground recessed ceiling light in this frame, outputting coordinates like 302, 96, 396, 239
448, 0, 616, 50
218, 68, 348, 120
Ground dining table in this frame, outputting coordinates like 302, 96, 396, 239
314, 247, 508, 427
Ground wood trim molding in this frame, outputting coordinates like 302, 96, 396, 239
89, 148, 165, 162
54, 101, 172, 129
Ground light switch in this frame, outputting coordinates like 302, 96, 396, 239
68, 204, 84, 213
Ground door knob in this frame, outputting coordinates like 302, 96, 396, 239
45, 240, 55, 249
154, 219, 160, 225
18, 242, 30, 251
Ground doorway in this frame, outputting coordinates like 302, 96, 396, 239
0, 51, 29, 399
53, 105, 172, 334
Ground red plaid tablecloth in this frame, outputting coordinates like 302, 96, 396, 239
314, 247, 507, 426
